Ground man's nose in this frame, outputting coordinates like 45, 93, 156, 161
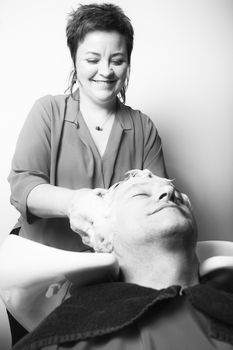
155, 185, 175, 202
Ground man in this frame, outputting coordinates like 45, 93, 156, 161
9, 170, 233, 349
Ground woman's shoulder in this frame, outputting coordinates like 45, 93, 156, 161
34, 93, 68, 110
23, 94, 70, 130
122, 102, 147, 117
121, 102, 156, 129
29, 94, 71, 125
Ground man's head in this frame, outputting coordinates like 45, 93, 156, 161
82, 169, 197, 257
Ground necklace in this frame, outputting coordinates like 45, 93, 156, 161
95, 126, 103, 131
95, 114, 113, 131
77, 89, 116, 131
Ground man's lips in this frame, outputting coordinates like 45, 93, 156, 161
147, 203, 185, 216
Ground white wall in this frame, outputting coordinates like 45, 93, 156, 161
1, 0, 233, 248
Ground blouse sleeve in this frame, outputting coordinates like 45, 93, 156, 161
8, 97, 52, 222
142, 115, 168, 178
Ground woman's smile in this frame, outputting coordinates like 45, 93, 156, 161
91, 79, 118, 87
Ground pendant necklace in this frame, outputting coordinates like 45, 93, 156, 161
95, 114, 113, 131
77, 89, 115, 131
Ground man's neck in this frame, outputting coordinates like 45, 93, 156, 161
119, 248, 199, 290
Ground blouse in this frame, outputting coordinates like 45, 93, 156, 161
8, 93, 167, 251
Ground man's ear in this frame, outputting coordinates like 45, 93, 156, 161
77, 225, 93, 247
77, 206, 114, 253
91, 212, 114, 253
76, 188, 115, 253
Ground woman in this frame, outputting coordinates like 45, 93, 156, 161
9, 3, 167, 252
7, 3, 167, 343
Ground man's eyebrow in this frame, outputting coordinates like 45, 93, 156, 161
108, 181, 147, 199
122, 182, 151, 196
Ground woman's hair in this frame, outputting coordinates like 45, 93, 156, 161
66, 3, 134, 101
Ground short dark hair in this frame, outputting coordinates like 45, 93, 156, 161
66, 3, 134, 65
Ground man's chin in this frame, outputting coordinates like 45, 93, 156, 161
149, 212, 194, 239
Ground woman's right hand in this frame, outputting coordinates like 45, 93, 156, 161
66, 188, 109, 247
27, 184, 110, 250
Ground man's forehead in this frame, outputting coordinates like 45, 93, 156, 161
121, 175, 170, 192
106, 170, 172, 201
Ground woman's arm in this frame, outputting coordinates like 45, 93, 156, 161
27, 184, 108, 239
9, 96, 107, 231
27, 184, 74, 219
8, 97, 56, 221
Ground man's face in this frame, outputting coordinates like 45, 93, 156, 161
105, 170, 196, 252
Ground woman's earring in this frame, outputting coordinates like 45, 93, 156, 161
120, 77, 129, 104
70, 69, 77, 96
119, 86, 126, 104
72, 70, 77, 85
119, 68, 130, 104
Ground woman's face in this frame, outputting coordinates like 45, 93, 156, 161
75, 30, 129, 105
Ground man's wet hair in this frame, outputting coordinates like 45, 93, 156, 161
108, 169, 173, 197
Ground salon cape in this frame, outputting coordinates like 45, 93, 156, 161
12, 280, 233, 350
8, 91, 166, 251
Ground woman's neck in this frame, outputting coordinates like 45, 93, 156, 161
79, 89, 117, 119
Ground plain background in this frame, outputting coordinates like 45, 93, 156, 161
0, 0, 233, 348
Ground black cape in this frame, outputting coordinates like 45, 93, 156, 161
12, 276, 233, 350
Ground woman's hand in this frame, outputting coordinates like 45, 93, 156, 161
27, 184, 111, 251
66, 188, 109, 247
